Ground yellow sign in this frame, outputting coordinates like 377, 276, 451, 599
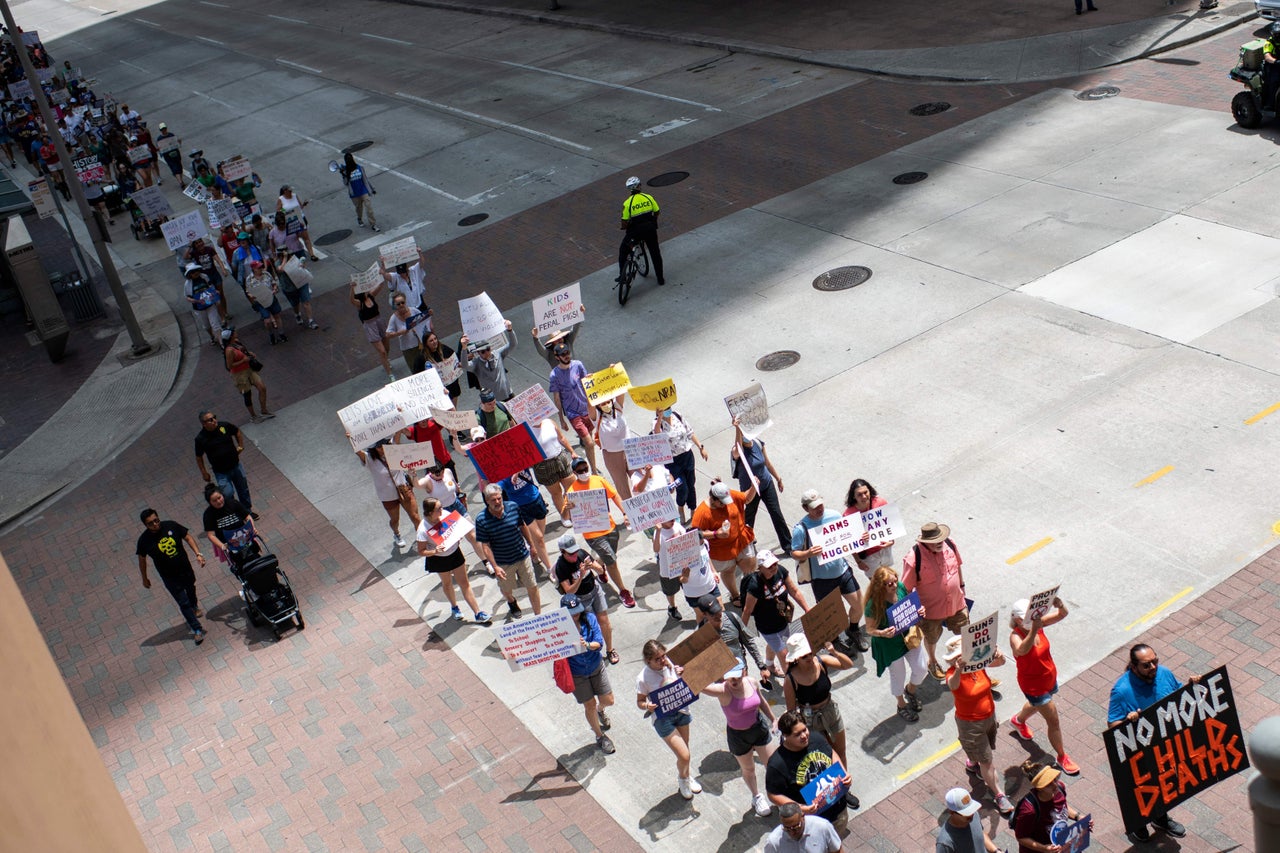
581, 363, 631, 407
629, 377, 677, 411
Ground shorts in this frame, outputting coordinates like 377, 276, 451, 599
516, 493, 548, 525
800, 701, 844, 738
684, 587, 720, 610
446, 499, 469, 517
568, 414, 593, 441
1023, 682, 1059, 707
425, 548, 465, 574
653, 709, 693, 738
726, 712, 772, 756
362, 315, 388, 343
496, 557, 536, 597
290, 282, 312, 304
811, 567, 860, 602
710, 542, 756, 575
855, 546, 893, 574
585, 528, 620, 566
761, 626, 792, 654
232, 369, 260, 393
659, 575, 682, 597
921, 609, 969, 646
578, 581, 608, 615
252, 296, 283, 319
533, 450, 572, 486
957, 715, 998, 765
572, 662, 612, 704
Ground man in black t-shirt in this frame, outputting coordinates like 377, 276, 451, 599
194, 410, 257, 517
766, 711, 856, 836
554, 533, 617, 665
136, 508, 207, 644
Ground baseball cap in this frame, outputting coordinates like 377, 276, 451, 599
220, 328, 234, 341
571, 456, 589, 471
560, 594, 584, 615
800, 489, 824, 510
756, 550, 779, 569
723, 658, 746, 679
553, 343, 571, 356
1010, 598, 1030, 627
709, 482, 731, 503
693, 594, 722, 616
944, 788, 981, 817
479, 390, 496, 403
557, 533, 579, 552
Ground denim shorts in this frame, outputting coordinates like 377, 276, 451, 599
1024, 682, 1059, 707
653, 709, 693, 738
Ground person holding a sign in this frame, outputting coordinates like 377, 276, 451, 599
461, 321, 517, 402
474, 484, 541, 617
156, 122, 184, 187
415, 497, 491, 625
417, 463, 489, 574
530, 302, 584, 366
243, 261, 288, 346
654, 406, 708, 524
348, 278, 396, 381
385, 294, 429, 375
499, 468, 552, 572
548, 342, 598, 475
593, 396, 638, 500
654, 512, 720, 616
530, 417, 577, 521
790, 491, 869, 656
561, 594, 616, 755
692, 481, 757, 607
865, 567, 929, 722
379, 247, 429, 315
730, 419, 792, 554
423, 332, 464, 409
844, 479, 896, 575
565, 457, 635, 608
275, 185, 318, 261
184, 238, 231, 326
184, 263, 222, 346
783, 633, 855, 771
942, 637, 1015, 816
1007, 597, 1080, 777
701, 659, 778, 818
903, 522, 968, 680
635, 639, 701, 800
765, 711, 855, 834
354, 440, 421, 551
741, 550, 807, 678
1013, 762, 1092, 853
555, 535, 618, 665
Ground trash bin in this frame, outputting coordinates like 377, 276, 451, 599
52, 272, 105, 322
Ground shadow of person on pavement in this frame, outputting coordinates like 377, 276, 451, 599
637, 789, 702, 842
139, 623, 194, 647
499, 765, 585, 804
555, 742, 609, 789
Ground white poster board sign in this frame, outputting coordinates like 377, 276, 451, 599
421, 510, 475, 555
855, 503, 906, 551
129, 185, 173, 219
495, 608, 582, 670
221, 157, 253, 182
960, 611, 999, 673
622, 488, 679, 532
379, 237, 417, 268
389, 370, 450, 424
183, 182, 211, 202
351, 262, 381, 294
531, 281, 583, 337
337, 388, 403, 450
28, 179, 56, 220
724, 382, 772, 439
206, 197, 238, 230
429, 406, 478, 433
507, 385, 557, 426
661, 530, 705, 576
437, 354, 463, 386
1027, 585, 1061, 622
808, 514, 868, 563
160, 209, 207, 251
458, 291, 505, 342
383, 441, 439, 474
566, 488, 611, 532
623, 433, 675, 469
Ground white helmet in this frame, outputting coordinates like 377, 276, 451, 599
625, 176, 641, 191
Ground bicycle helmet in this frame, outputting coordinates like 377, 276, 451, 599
625, 176, 641, 191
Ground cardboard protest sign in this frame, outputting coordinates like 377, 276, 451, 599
808, 514, 867, 563
675, 639, 736, 695
622, 488, 678, 532
244, 276, 275, 308
183, 181, 210, 202
1104, 666, 1248, 835
660, 529, 704, 577
960, 611, 999, 673
351, 262, 381, 294
1050, 814, 1091, 853
221, 157, 253, 182
389, 371, 450, 423
623, 434, 674, 469
129, 185, 173, 219
28, 180, 55, 220
666, 621, 720, 667
803, 590, 848, 649
206, 198, 238, 230
466, 422, 546, 483
429, 407, 478, 433
564, 487, 611, 533
629, 377, 677, 411
856, 503, 906, 550
887, 591, 921, 634
127, 145, 151, 165
801, 761, 848, 812
437, 354, 463, 386
459, 292, 505, 342
421, 510, 474, 554
650, 678, 697, 718
1027, 585, 1061, 621
379, 237, 417, 268
73, 156, 105, 183
581, 363, 631, 407
724, 382, 772, 439
495, 608, 581, 670
157, 136, 180, 155
507, 385, 557, 426
532, 282, 582, 338
160, 209, 207, 251
337, 388, 403, 450
383, 441, 439, 474
49, 89, 69, 106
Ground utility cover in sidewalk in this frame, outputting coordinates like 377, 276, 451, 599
314, 229, 352, 246
1076, 86, 1119, 100
756, 350, 800, 371
648, 171, 689, 187
458, 214, 489, 227
813, 266, 871, 292
909, 102, 951, 116
893, 172, 928, 185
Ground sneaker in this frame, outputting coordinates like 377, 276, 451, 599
356, 219, 363, 226
620, 590, 636, 608
847, 625, 870, 652
687, 777, 702, 794
614, 274, 624, 283
1154, 816, 1186, 838
678, 777, 693, 800
597, 709, 611, 731
259, 411, 276, 420
393, 533, 406, 549
561, 518, 573, 528
295, 313, 303, 326
752, 792, 772, 817
1127, 826, 1153, 844
1058, 753, 1080, 776
667, 606, 681, 621
832, 635, 853, 655
451, 606, 463, 621
269, 334, 277, 345
508, 600, 522, 617
250, 414, 265, 424
597, 734, 615, 754
1010, 714, 1034, 741
965, 759, 980, 776
307, 320, 319, 330
249, 511, 261, 521
474, 611, 492, 625
995, 795, 1014, 816
193, 629, 206, 645
844, 790, 860, 809
386, 371, 396, 382
371, 224, 381, 232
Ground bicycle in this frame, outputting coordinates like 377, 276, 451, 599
615, 238, 649, 305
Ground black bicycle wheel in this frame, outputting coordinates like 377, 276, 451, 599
618, 259, 634, 305
635, 244, 649, 278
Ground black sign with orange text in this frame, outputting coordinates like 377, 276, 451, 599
1103, 666, 1249, 834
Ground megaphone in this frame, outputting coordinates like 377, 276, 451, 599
328, 160, 340, 173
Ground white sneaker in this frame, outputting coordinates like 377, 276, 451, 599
687, 776, 702, 795
677, 777, 693, 800
752, 793, 772, 817
393, 533, 406, 549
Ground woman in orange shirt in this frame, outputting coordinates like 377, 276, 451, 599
943, 636, 1014, 815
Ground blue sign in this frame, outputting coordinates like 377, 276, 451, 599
1050, 813, 1091, 853
887, 591, 921, 633
650, 678, 697, 719
800, 761, 847, 812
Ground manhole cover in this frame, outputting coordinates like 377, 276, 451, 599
893, 171, 929, 185
756, 350, 801, 371
909, 102, 952, 116
314, 229, 352, 246
1076, 85, 1120, 100
812, 266, 872, 292
458, 213, 489, 227
648, 171, 689, 187
341, 140, 374, 154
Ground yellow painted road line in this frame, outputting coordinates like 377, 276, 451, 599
1133, 466, 1174, 488
1125, 587, 1193, 631
1006, 537, 1053, 565
1244, 402, 1280, 425
896, 741, 961, 781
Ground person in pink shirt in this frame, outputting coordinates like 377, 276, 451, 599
901, 521, 968, 680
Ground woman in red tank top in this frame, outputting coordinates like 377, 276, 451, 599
1008, 596, 1079, 776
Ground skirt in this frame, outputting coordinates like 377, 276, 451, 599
533, 449, 572, 486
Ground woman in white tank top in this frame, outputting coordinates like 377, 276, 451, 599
593, 395, 636, 500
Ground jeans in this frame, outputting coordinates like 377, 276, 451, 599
666, 449, 697, 512
744, 480, 792, 553
164, 579, 203, 632
214, 463, 252, 510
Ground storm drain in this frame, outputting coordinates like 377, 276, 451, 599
458, 213, 489, 227
1076, 86, 1120, 101
648, 171, 690, 187
909, 102, 952, 116
756, 350, 801, 371
812, 266, 872, 292
314, 229, 352, 246
893, 172, 929, 185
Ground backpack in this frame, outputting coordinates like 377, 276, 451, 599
911, 538, 960, 576
474, 401, 512, 434
1007, 783, 1057, 831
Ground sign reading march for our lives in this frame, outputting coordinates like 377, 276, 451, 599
800, 761, 848, 813
581, 363, 631, 407
382, 441, 439, 474
650, 678, 697, 719
629, 377, 677, 411
622, 488, 678, 532
724, 382, 772, 439
458, 291, 505, 343
494, 608, 581, 670
531, 282, 582, 338
887, 591, 921, 634
1050, 814, 1092, 853
960, 611, 999, 673
1103, 666, 1249, 836
1027, 584, 1061, 621
623, 433, 674, 469
566, 488, 611, 533
466, 422, 547, 483
808, 514, 867, 563
160, 209, 207, 251
507, 385, 557, 427
856, 503, 906, 550
337, 388, 403, 450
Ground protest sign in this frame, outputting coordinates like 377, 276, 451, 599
383, 441, 439, 474
130, 185, 173, 219
960, 611, 999, 673
667, 636, 735, 695
429, 407, 478, 433
221, 157, 253, 182
629, 377, 677, 411
183, 181, 210, 202
1027, 584, 1061, 622
127, 145, 151, 165
437, 354, 463, 386
856, 503, 906, 550
28, 180, 55, 220
808, 514, 867, 563
285, 211, 305, 235
466, 423, 546, 483
157, 135, 180, 155
724, 382, 772, 439
507, 385, 557, 426
495, 608, 581, 669
74, 156, 105, 183
564, 487, 611, 533
1104, 666, 1248, 835
666, 621, 719, 667
531, 282, 582, 337
801, 761, 848, 813
887, 591, 921, 634
389, 371, 450, 423
421, 510, 474, 555
622, 488, 678, 532
206, 198, 238, 230
459, 292, 505, 342
650, 678, 697, 718
160, 209, 207, 251
379, 237, 417, 268
351, 262, 381, 294
1050, 814, 1091, 853
623, 433, 674, 469
8, 79, 32, 99
803, 590, 847, 649
35, 66, 55, 83
660, 529, 705, 577
337, 388, 403, 450
244, 276, 274, 308
50, 89, 69, 106
20, 30, 40, 45
581, 363, 631, 407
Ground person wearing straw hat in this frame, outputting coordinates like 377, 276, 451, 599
943, 635, 1014, 816
936, 787, 1001, 853
902, 521, 968, 680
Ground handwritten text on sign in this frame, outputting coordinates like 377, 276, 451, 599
383, 441, 439, 473
388, 370, 450, 424
623, 433, 674, 468
724, 382, 772, 439
221, 157, 253, 182
629, 377, 677, 411
856, 503, 906, 550
494, 608, 581, 669
466, 422, 547, 483
622, 488, 678, 532
458, 291, 505, 342
532, 282, 582, 337
379, 237, 417, 268
961, 611, 999, 673
337, 388, 402, 450
429, 407, 478, 433
661, 530, 704, 576
566, 488, 611, 533
1104, 667, 1248, 835
351, 262, 380, 294
808, 514, 868, 562
508, 384, 557, 426
161, 209, 207, 251
887, 591, 922, 634
581, 363, 631, 407
651, 678, 697, 718
74, 156, 105, 183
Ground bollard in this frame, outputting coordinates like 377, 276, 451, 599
1250, 716, 1280, 852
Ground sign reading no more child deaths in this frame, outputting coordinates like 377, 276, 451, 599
495, 608, 581, 670
724, 382, 772, 439
532, 282, 582, 338
1103, 666, 1248, 835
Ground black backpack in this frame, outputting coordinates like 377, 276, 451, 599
911, 538, 960, 575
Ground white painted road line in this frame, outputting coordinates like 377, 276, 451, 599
633, 118, 697, 144
353, 220, 431, 253
290, 133, 468, 204
198, 0, 228, 6
195, 36, 225, 46
496, 60, 722, 112
134, 17, 158, 26
361, 33, 413, 46
119, 59, 148, 73
395, 92, 592, 152
192, 90, 236, 110
277, 58, 323, 74
268, 14, 309, 24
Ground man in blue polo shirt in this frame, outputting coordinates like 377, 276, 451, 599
474, 484, 540, 617
790, 489, 868, 656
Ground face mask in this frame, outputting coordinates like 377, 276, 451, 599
662, 408, 674, 418
600, 403, 613, 414
575, 472, 590, 482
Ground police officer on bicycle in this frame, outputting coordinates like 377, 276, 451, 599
617, 176, 665, 286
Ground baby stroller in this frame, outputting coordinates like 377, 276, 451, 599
227, 539, 305, 639
125, 195, 166, 240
